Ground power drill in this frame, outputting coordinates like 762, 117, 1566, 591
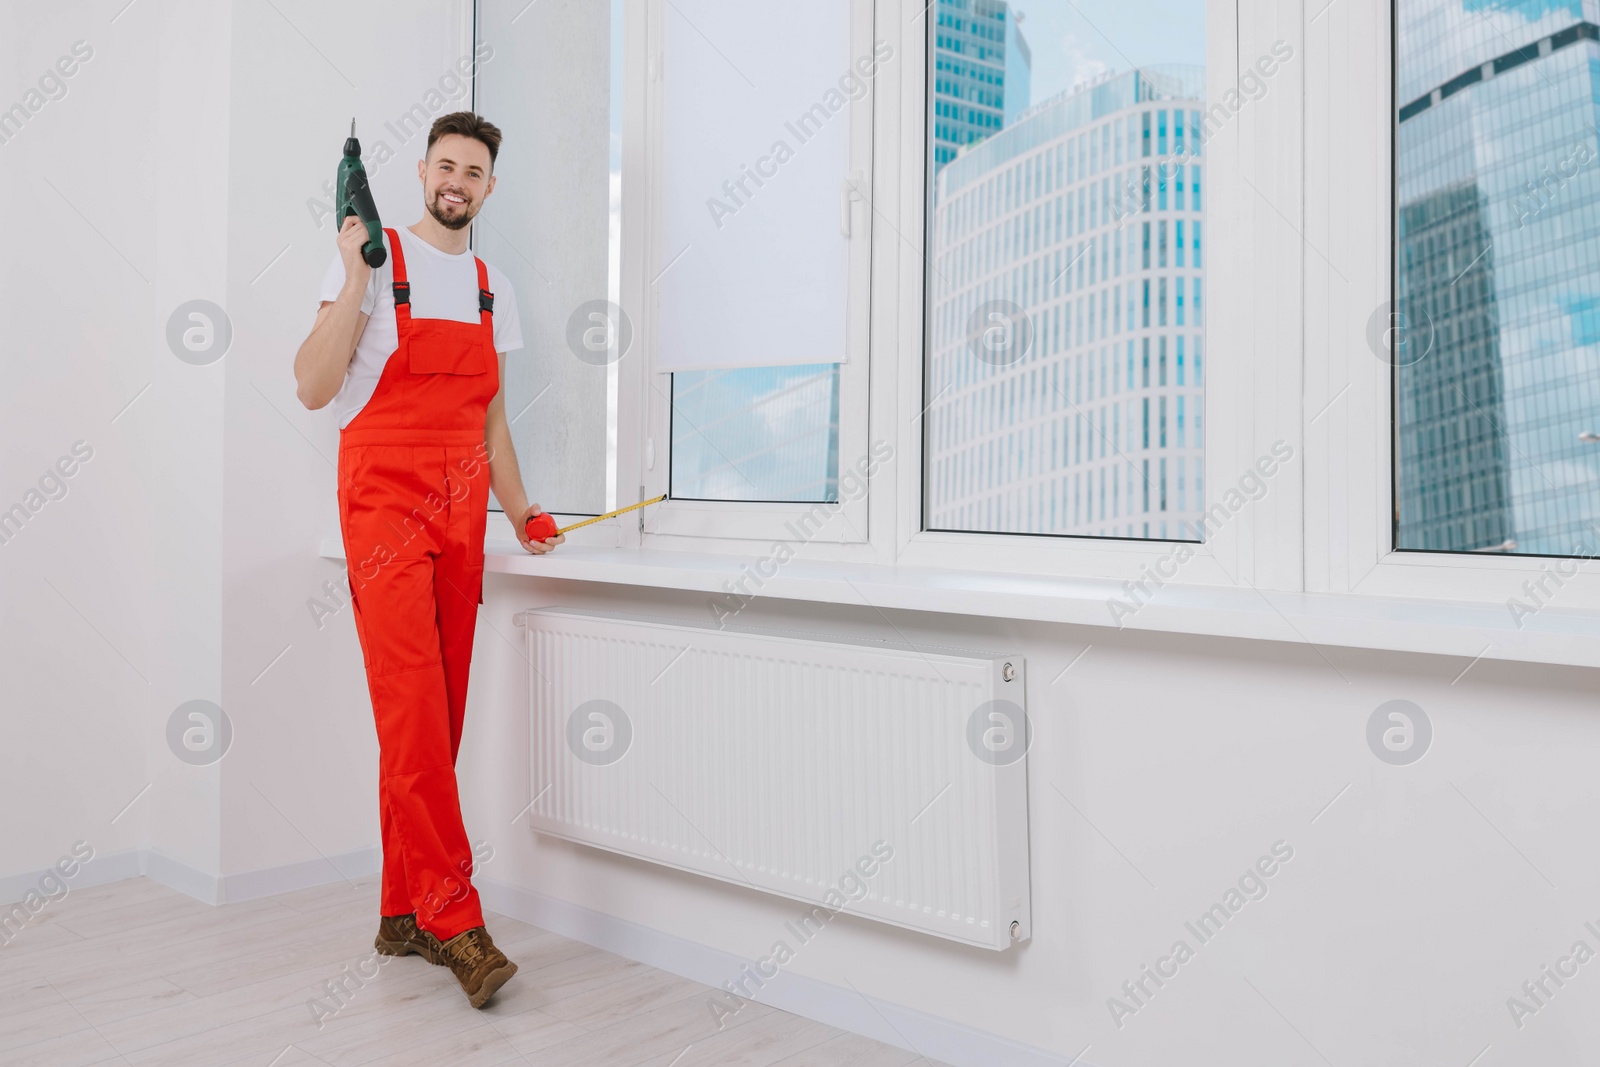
336, 118, 387, 268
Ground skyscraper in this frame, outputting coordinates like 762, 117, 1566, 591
925, 66, 1206, 538
1003, 9, 1034, 128
1395, 0, 1600, 554
932, 0, 1033, 172
1395, 180, 1512, 551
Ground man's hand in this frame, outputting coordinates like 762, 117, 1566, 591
514, 503, 565, 555
336, 215, 374, 291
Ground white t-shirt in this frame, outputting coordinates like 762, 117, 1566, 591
318, 226, 524, 429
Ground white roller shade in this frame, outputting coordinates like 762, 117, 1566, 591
655, 0, 856, 372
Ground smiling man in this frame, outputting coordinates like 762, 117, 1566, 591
292, 111, 562, 1010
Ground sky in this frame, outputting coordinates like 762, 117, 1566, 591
1012, 1, 1207, 104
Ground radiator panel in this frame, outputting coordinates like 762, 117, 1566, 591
515, 607, 1031, 950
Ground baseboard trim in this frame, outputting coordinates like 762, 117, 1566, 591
475, 875, 1079, 1067
216, 847, 380, 904
0, 848, 146, 907
1, 846, 380, 909
142, 847, 222, 903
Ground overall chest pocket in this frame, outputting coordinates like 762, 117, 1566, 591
407, 320, 489, 376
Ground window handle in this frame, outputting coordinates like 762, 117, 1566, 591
840, 172, 863, 237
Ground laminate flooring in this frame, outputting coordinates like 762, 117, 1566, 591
0, 876, 952, 1067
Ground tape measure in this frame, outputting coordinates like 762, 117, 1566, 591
525, 495, 668, 541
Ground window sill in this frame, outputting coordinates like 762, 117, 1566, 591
317, 536, 1600, 670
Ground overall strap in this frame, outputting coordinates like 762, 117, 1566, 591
474, 257, 495, 334
384, 228, 411, 335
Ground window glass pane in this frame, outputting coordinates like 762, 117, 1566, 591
477, 0, 624, 515
670, 366, 840, 502
1394, 0, 1600, 556
924, 0, 1206, 540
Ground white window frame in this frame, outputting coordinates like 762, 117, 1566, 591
620, 0, 1295, 584
1304, 0, 1600, 611
890, 0, 1311, 594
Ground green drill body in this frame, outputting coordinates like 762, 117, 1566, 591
336, 119, 387, 269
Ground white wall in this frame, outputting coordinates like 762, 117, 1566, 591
0, 0, 219, 885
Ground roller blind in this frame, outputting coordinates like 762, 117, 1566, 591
655, 0, 854, 372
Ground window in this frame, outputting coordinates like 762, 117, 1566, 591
641, 0, 874, 537
476, 0, 625, 519
922, 0, 1207, 541
1393, 0, 1600, 558
476, 0, 1597, 619
1302, 0, 1600, 612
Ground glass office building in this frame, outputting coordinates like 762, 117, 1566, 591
932, 0, 1033, 171
1396, 0, 1600, 554
925, 66, 1207, 538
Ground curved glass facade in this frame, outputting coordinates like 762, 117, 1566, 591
926, 66, 1207, 539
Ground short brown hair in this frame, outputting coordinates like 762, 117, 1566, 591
427, 112, 502, 171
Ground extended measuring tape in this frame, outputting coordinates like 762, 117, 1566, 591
526, 495, 667, 541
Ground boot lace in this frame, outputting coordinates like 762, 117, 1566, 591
447, 928, 487, 968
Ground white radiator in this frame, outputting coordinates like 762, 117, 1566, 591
512, 607, 1031, 950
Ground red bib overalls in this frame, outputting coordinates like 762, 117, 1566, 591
336, 226, 498, 941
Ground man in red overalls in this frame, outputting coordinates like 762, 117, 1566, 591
294, 112, 561, 1009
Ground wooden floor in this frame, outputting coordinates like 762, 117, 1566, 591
0, 876, 949, 1067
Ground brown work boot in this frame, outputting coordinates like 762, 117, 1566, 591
434, 925, 518, 1008
373, 913, 443, 964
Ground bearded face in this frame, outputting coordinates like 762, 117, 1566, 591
428, 180, 475, 230
420, 134, 494, 231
